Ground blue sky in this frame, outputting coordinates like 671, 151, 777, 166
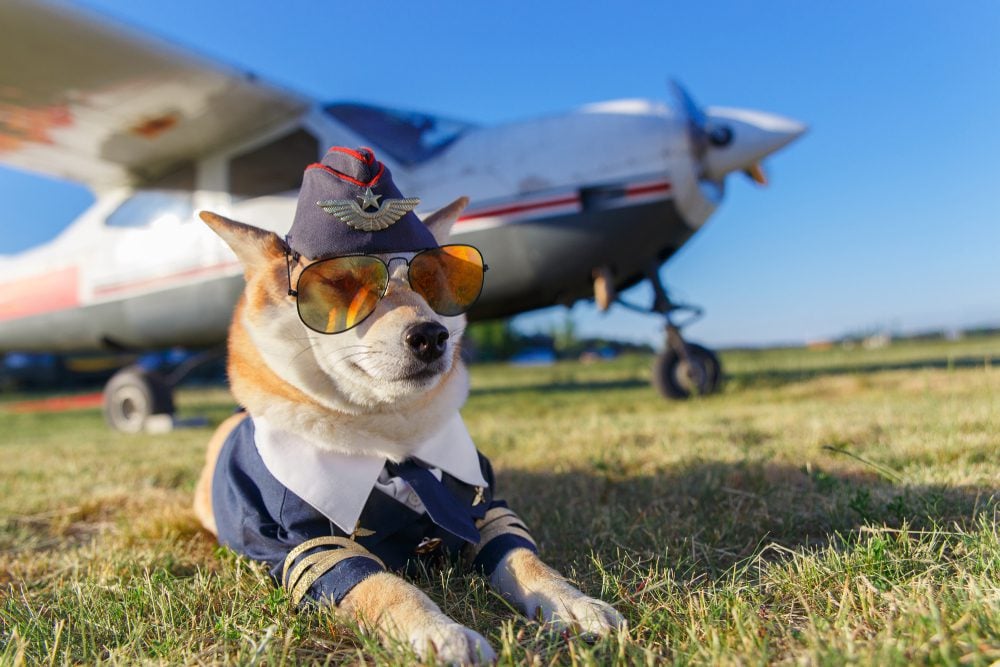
2, 1, 998, 347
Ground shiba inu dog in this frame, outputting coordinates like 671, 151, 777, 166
193, 147, 623, 663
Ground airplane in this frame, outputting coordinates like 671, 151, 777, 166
0, 0, 805, 432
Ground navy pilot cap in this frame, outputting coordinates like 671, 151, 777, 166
286, 147, 438, 259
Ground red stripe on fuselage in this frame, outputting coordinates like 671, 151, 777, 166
457, 179, 671, 225
625, 182, 672, 197
92, 260, 241, 298
0, 266, 79, 322
459, 194, 580, 222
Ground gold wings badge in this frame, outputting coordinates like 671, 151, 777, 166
317, 187, 420, 232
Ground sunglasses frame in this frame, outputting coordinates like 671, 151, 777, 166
285, 244, 489, 335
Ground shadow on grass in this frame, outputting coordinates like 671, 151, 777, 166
725, 355, 995, 391
470, 377, 648, 397
470, 354, 995, 397
496, 460, 998, 577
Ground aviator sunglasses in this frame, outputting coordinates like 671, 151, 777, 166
286, 245, 487, 334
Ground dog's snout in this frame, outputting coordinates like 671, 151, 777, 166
404, 322, 449, 362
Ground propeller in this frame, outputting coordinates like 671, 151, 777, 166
743, 162, 768, 186
671, 79, 709, 162
670, 81, 769, 190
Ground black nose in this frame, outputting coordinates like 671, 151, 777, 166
404, 322, 449, 363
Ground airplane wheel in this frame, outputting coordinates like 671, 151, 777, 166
652, 343, 722, 400
103, 366, 175, 433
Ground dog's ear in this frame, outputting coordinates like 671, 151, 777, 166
200, 211, 285, 272
422, 196, 469, 245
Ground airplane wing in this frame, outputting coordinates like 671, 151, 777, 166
0, 0, 311, 190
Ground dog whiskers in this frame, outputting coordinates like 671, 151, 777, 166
289, 342, 318, 362
327, 350, 389, 365
326, 345, 377, 359
288, 341, 377, 365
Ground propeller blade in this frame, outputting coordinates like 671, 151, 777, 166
670, 80, 707, 130
670, 80, 708, 161
743, 162, 768, 186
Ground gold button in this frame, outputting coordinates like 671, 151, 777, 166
414, 537, 442, 554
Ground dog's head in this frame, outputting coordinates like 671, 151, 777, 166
200, 197, 471, 412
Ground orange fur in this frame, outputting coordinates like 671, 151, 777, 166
338, 572, 440, 630
227, 299, 322, 410
501, 547, 565, 587
199, 211, 286, 276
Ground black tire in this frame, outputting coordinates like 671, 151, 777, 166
652, 343, 722, 400
102, 366, 175, 433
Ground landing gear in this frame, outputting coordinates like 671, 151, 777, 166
101, 346, 225, 433
612, 263, 724, 400
653, 339, 721, 399
103, 366, 174, 433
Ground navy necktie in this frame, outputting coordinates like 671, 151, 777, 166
386, 460, 480, 544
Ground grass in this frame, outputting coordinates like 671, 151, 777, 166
1, 336, 998, 665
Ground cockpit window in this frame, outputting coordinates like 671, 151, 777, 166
229, 128, 319, 199
105, 190, 193, 228
324, 103, 476, 166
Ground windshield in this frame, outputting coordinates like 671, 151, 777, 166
106, 190, 193, 228
324, 103, 476, 166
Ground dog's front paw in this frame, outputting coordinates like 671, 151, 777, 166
407, 612, 496, 665
523, 579, 625, 637
340, 573, 495, 664
492, 549, 625, 637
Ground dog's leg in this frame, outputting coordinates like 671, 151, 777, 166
193, 412, 247, 535
338, 572, 495, 664
490, 548, 625, 636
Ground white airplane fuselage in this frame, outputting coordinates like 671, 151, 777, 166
0, 99, 803, 352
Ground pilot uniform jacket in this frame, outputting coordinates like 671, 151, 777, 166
212, 416, 537, 606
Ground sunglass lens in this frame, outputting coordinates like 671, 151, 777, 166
296, 256, 388, 333
409, 245, 485, 316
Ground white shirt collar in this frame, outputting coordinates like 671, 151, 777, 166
252, 413, 488, 534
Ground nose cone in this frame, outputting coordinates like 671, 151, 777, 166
701, 107, 807, 181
